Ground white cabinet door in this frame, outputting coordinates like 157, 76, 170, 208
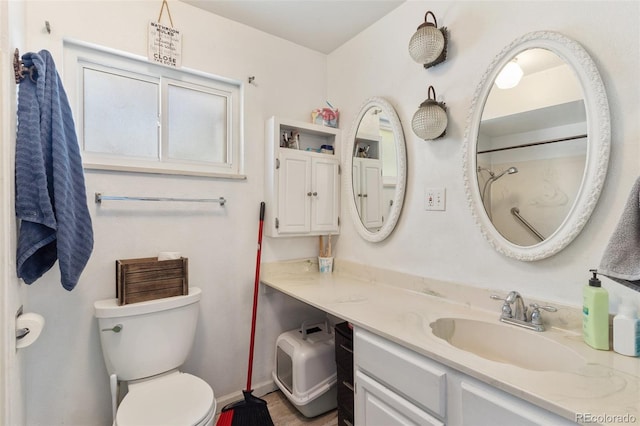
355, 371, 444, 426
361, 159, 383, 228
460, 381, 577, 426
277, 152, 311, 234
353, 158, 383, 229
311, 156, 340, 233
276, 151, 339, 234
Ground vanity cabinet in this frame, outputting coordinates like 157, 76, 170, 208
353, 327, 577, 426
352, 157, 383, 229
265, 117, 340, 237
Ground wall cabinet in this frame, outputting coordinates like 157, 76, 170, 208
353, 327, 577, 426
265, 117, 340, 237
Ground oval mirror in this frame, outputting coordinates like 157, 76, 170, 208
345, 97, 407, 242
463, 31, 610, 261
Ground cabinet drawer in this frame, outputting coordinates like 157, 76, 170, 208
335, 340, 354, 376
335, 322, 354, 376
355, 370, 444, 426
337, 365, 354, 417
354, 328, 447, 418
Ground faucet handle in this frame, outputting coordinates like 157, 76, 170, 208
490, 294, 513, 318
529, 303, 557, 326
529, 303, 557, 312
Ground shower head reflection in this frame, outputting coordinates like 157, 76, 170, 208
480, 166, 519, 206
492, 166, 518, 182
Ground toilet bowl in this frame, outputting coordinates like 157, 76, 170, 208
116, 372, 215, 426
94, 287, 216, 426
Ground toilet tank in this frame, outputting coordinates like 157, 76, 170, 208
94, 287, 201, 381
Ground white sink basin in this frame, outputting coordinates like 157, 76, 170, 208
430, 317, 585, 371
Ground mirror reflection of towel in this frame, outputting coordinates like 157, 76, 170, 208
599, 177, 640, 292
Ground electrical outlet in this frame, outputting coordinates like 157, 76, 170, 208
424, 187, 446, 211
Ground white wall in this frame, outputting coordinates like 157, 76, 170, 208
1, 1, 26, 425
21, 1, 326, 425
328, 1, 640, 305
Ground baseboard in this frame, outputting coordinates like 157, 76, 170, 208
215, 379, 279, 413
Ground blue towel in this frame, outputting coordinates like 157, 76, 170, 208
16, 50, 93, 291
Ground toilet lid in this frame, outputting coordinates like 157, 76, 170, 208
117, 373, 214, 426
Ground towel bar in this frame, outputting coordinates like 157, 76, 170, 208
511, 207, 544, 241
95, 193, 226, 206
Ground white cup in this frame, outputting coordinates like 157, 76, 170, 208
318, 256, 334, 273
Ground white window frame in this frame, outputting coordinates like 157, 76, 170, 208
63, 39, 245, 179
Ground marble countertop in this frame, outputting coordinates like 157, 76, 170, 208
261, 258, 640, 425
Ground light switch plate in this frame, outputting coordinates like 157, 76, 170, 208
424, 187, 446, 211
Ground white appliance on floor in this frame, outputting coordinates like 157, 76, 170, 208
94, 287, 216, 426
273, 321, 337, 418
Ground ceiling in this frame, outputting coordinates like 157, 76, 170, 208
181, 0, 406, 54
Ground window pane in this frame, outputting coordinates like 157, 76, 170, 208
166, 84, 228, 164
83, 68, 159, 158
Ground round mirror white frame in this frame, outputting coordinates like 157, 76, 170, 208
345, 97, 407, 242
462, 31, 610, 261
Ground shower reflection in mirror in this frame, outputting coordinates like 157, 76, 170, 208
478, 165, 518, 219
476, 47, 589, 246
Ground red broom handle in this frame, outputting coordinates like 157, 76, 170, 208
246, 202, 265, 392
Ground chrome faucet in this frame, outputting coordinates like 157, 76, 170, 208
490, 291, 557, 332
506, 291, 527, 321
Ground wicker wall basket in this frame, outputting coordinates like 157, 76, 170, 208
116, 257, 188, 305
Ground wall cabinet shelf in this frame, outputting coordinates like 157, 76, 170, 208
265, 117, 341, 237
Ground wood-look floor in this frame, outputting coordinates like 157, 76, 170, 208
215, 390, 338, 426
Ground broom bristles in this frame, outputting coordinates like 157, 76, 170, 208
216, 390, 274, 426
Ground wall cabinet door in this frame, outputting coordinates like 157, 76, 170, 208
276, 151, 339, 235
311, 156, 340, 233
277, 152, 311, 234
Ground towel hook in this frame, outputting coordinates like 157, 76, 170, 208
13, 48, 36, 84
45, 21, 51, 34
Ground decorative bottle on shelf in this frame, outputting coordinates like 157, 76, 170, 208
613, 304, 640, 357
583, 269, 610, 350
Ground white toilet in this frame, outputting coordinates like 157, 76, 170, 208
94, 287, 216, 426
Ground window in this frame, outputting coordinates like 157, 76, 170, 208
63, 40, 244, 178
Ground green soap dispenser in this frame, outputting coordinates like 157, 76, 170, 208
583, 269, 610, 350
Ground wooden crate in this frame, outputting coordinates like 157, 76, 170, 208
116, 257, 188, 305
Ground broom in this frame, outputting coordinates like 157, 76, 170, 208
217, 202, 274, 426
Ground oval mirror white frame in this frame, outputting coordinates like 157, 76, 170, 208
345, 97, 407, 242
462, 31, 610, 261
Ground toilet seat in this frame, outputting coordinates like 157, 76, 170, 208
116, 372, 215, 426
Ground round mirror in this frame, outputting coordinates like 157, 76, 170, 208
345, 97, 407, 242
463, 31, 610, 261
